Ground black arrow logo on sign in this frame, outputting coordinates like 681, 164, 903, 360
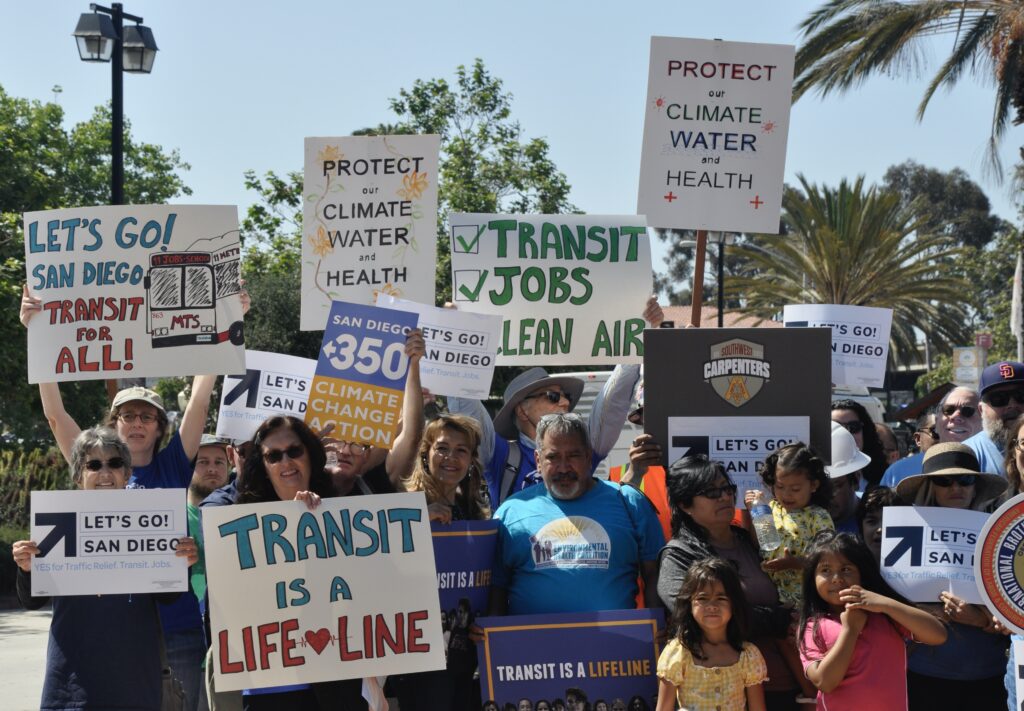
671, 436, 710, 458
223, 369, 261, 408
35, 512, 77, 557
883, 525, 922, 567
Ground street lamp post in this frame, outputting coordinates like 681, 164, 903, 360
72, 3, 158, 206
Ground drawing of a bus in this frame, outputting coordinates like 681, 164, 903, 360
144, 239, 245, 348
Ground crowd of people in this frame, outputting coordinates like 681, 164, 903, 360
12, 285, 1024, 711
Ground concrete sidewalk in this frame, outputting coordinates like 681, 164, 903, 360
0, 608, 49, 710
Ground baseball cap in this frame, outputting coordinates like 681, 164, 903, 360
110, 386, 165, 414
980, 361, 1024, 396
198, 434, 229, 451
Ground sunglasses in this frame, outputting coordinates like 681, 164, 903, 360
524, 390, 573, 406
930, 475, 978, 487
84, 457, 125, 472
941, 405, 977, 418
915, 427, 939, 441
834, 420, 863, 435
696, 484, 738, 500
262, 444, 306, 464
984, 389, 1024, 408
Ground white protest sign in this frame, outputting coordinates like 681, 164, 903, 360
1014, 639, 1024, 704
667, 416, 809, 496
378, 296, 501, 398
216, 351, 316, 442
783, 304, 893, 388
301, 135, 441, 330
449, 213, 652, 365
30, 489, 187, 596
203, 493, 445, 691
23, 205, 246, 383
638, 37, 794, 232
881, 506, 988, 604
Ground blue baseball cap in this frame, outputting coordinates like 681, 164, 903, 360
980, 361, 1024, 396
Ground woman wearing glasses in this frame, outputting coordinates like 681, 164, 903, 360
894, 442, 1009, 710
656, 455, 800, 710
830, 399, 888, 487
13, 428, 199, 711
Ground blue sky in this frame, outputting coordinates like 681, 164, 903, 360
3, 0, 1018, 272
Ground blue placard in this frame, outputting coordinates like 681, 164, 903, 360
314, 300, 419, 388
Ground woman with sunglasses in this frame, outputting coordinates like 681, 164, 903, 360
894, 442, 1009, 710
656, 455, 800, 710
13, 428, 199, 711
830, 399, 888, 486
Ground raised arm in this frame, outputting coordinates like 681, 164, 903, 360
385, 329, 426, 486
179, 374, 217, 460
842, 586, 947, 645
588, 363, 641, 457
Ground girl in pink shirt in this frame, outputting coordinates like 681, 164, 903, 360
798, 532, 947, 711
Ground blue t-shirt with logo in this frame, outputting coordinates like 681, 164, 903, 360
493, 480, 664, 615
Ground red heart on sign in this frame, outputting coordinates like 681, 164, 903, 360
304, 628, 331, 654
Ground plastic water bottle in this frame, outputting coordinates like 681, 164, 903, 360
749, 492, 782, 552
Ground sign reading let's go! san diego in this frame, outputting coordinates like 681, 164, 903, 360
638, 37, 794, 233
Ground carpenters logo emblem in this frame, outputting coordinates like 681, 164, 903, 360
703, 338, 770, 407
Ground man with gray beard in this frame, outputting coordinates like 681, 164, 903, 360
964, 362, 1024, 475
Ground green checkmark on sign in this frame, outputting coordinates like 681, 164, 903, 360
453, 224, 486, 253
457, 270, 489, 302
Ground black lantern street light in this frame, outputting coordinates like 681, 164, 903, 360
72, 3, 158, 205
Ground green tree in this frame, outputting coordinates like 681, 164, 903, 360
795, 0, 1024, 172
727, 175, 971, 363
0, 85, 191, 440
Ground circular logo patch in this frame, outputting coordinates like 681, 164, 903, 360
975, 493, 1024, 634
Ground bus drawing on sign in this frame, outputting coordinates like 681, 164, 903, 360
144, 232, 245, 348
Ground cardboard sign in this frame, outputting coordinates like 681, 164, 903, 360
378, 297, 502, 398
216, 351, 317, 442
667, 416, 809, 496
449, 213, 653, 365
23, 205, 246, 383
783, 304, 893, 388
305, 301, 418, 448
638, 37, 794, 232
301, 135, 441, 330
29, 489, 187, 596
644, 328, 833, 467
976, 493, 1024, 634
476, 609, 662, 707
881, 506, 988, 604
203, 493, 445, 691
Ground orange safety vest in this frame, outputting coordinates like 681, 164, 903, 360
608, 464, 672, 542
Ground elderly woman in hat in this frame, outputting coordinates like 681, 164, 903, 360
893, 442, 1009, 710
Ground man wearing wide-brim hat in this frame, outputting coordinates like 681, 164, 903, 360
449, 297, 663, 506
895, 442, 1007, 510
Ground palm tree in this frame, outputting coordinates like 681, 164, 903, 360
726, 175, 971, 364
795, 0, 1024, 174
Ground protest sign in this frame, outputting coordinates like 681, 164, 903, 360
23, 205, 245, 383
203, 493, 445, 691
666, 416, 809, 496
976, 493, 1024, 634
644, 328, 832, 470
783, 304, 893, 388
449, 213, 653, 365
881, 506, 988, 604
305, 301, 418, 448
638, 37, 794, 233
378, 296, 502, 398
216, 350, 316, 442
476, 609, 662, 707
1015, 639, 1024, 704
30, 489, 187, 596
301, 135, 440, 330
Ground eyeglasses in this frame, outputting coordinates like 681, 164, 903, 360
696, 484, 738, 500
984, 389, 1024, 408
930, 475, 978, 487
262, 444, 306, 464
524, 390, 573, 406
915, 427, 939, 441
84, 457, 125, 472
336, 441, 371, 455
433, 445, 470, 460
834, 420, 863, 435
941, 404, 977, 418
117, 412, 157, 424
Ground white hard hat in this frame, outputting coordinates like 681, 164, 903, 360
824, 421, 871, 478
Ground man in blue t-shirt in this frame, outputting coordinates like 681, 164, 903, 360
489, 413, 664, 616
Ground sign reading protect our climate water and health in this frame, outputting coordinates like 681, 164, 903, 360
783, 304, 893, 388
216, 350, 317, 442
305, 301, 418, 448
638, 37, 794, 232
449, 214, 653, 365
30, 489, 187, 596
379, 296, 502, 399
203, 493, 445, 691
23, 205, 246, 383
475, 609, 662, 708
301, 135, 441, 331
